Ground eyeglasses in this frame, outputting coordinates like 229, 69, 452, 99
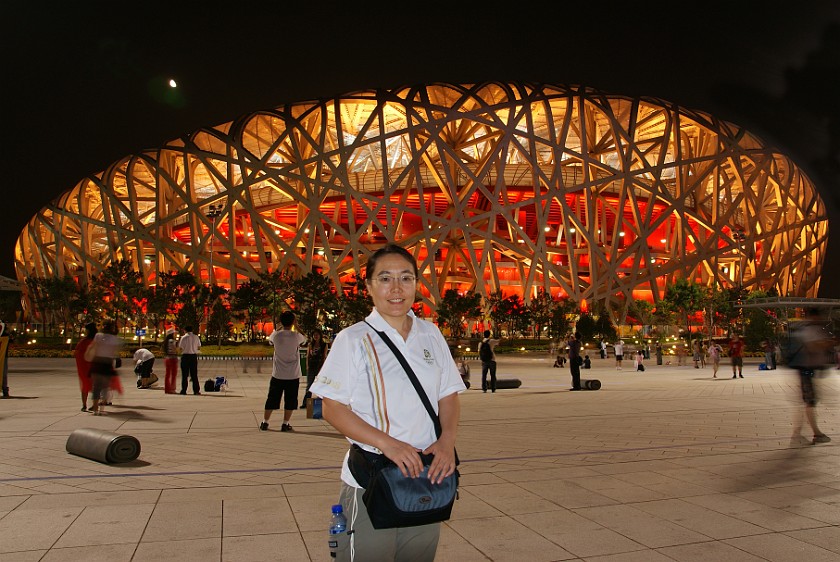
373, 274, 417, 286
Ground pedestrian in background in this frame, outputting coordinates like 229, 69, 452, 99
708, 341, 723, 378
479, 329, 499, 393
89, 320, 121, 415
568, 332, 582, 390
788, 308, 832, 446
729, 334, 744, 378
301, 328, 327, 408
614, 339, 624, 370
73, 322, 97, 411
162, 328, 178, 394
260, 310, 306, 432
178, 326, 202, 395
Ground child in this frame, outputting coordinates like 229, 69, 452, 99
583, 355, 591, 369
635, 349, 645, 371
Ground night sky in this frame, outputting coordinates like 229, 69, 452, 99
4, 2, 840, 295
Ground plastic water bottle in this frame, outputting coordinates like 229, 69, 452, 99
328, 504, 347, 558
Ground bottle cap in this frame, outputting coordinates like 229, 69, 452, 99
331, 504, 343, 514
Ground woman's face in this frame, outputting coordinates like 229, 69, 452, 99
366, 253, 416, 324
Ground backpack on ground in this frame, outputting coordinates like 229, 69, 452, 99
204, 379, 216, 392
479, 340, 493, 362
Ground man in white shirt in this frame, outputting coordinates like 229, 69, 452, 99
260, 310, 306, 432
178, 326, 202, 395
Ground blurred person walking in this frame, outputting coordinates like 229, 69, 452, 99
788, 308, 833, 446
162, 328, 178, 394
708, 341, 723, 378
89, 320, 121, 415
73, 322, 97, 411
729, 334, 744, 378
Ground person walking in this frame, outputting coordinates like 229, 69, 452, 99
178, 326, 202, 395
479, 329, 499, 393
309, 243, 465, 562
162, 328, 178, 394
600, 340, 607, 359
73, 322, 97, 411
260, 310, 306, 432
614, 339, 624, 370
89, 320, 121, 415
708, 341, 723, 377
692, 338, 702, 368
729, 333, 744, 378
788, 308, 832, 446
568, 332, 582, 390
301, 328, 327, 408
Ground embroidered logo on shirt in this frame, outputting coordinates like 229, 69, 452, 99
423, 349, 434, 365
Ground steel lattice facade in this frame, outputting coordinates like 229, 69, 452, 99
15, 82, 828, 314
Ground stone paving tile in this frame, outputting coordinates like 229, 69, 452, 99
3, 356, 840, 560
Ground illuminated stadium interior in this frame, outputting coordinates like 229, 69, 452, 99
15, 82, 828, 316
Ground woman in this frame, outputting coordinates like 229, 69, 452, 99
89, 320, 122, 415
73, 322, 97, 411
162, 328, 178, 394
309, 244, 465, 562
708, 341, 723, 378
300, 328, 327, 408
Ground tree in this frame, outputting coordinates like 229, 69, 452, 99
259, 269, 294, 329
0, 290, 22, 329
229, 278, 269, 342
592, 302, 618, 342
90, 260, 144, 331
547, 296, 576, 341
663, 279, 707, 341
485, 292, 507, 337
290, 271, 341, 338
435, 289, 482, 339
338, 274, 371, 330
528, 289, 554, 340
207, 292, 233, 346
575, 312, 597, 344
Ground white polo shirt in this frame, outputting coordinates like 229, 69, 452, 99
310, 309, 465, 487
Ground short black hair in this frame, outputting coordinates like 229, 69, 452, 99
483, 329, 491, 338
280, 310, 295, 328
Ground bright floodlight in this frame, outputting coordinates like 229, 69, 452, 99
168, 79, 177, 88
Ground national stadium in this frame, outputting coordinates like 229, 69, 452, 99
15, 82, 828, 315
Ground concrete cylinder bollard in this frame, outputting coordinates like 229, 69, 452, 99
580, 379, 601, 390
66, 428, 141, 464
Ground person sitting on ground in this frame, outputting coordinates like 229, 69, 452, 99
583, 355, 591, 369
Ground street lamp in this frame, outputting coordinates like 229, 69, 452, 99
206, 203, 223, 285
733, 229, 747, 289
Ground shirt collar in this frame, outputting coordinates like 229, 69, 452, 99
366, 308, 416, 336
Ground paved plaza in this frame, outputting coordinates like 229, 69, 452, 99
2, 353, 840, 561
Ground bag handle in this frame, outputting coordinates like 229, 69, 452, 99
364, 321, 459, 464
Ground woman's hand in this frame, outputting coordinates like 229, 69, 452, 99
379, 439, 424, 478
422, 438, 456, 484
